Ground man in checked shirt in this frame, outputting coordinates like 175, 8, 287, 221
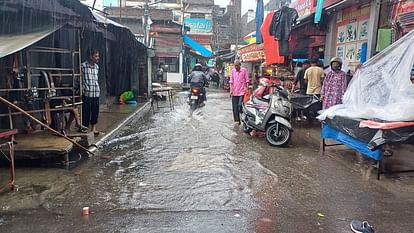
81, 50, 102, 136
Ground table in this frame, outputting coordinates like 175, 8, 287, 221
321, 117, 414, 180
151, 87, 175, 113
0, 129, 18, 192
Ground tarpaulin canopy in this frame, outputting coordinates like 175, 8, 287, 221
91, 10, 126, 28
183, 35, 213, 58
243, 31, 256, 44
318, 29, 414, 122
0, 26, 62, 59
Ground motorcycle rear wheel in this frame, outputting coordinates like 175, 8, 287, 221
266, 123, 291, 147
190, 100, 197, 110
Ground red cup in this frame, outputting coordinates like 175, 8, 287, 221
82, 207, 89, 216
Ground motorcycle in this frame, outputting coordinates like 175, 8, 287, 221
290, 91, 322, 122
189, 86, 204, 110
241, 79, 293, 146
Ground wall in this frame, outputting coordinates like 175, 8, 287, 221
167, 72, 182, 83
334, 4, 370, 67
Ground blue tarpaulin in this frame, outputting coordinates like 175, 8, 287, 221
183, 35, 213, 58
321, 123, 382, 161
360, 42, 368, 63
314, 0, 324, 24
255, 0, 264, 44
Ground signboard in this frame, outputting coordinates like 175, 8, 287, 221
184, 18, 212, 34
290, 0, 315, 18
189, 34, 212, 45
239, 43, 265, 62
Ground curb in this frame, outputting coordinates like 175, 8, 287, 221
89, 102, 151, 153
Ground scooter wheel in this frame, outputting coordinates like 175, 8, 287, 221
266, 123, 291, 147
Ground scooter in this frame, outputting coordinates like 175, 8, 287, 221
241, 80, 293, 146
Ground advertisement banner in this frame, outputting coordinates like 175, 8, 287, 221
239, 43, 265, 62
184, 18, 212, 34
290, 0, 315, 18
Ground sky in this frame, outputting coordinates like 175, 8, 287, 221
215, 0, 270, 14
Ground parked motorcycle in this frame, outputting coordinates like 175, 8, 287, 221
189, 86, 204, 110
290, 91, 322, 122
241, 79, 293, 146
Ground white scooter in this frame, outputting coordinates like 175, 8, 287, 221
241, 79, 293, 146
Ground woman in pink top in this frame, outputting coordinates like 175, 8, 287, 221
230, 60, 250, 124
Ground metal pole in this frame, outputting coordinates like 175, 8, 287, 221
119, 0, 122, 23
144, 0, 149, 47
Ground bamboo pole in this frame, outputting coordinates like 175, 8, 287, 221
0, 97, 95, 156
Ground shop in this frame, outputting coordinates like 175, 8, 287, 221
334, 4, 371, 67
288, 0, 326, 59
239, 43, 266, 86
390, 0, 414, 39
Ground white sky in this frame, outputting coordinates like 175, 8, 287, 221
214, 0, 270, 14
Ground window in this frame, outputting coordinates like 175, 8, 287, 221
159, 57, 179, 73
190, 13, 205, 19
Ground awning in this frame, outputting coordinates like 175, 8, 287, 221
91, 10, 126, 28
183, 35, 213, 58
243, 31, 257, 44
0, 26, 62, 59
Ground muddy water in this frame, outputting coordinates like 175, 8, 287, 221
2, 89, 414, 233
0, 90, 280, 233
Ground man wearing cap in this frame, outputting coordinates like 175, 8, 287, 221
230, 60, 249, 124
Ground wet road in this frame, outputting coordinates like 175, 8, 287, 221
1, 89, 414, 232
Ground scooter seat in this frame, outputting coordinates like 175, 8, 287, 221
252, 97, 270, 105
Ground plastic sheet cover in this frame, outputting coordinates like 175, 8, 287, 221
318, 29, 414, 121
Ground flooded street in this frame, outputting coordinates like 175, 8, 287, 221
1, 89, 414, 232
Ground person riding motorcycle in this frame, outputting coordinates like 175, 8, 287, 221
189, 64, 209, 102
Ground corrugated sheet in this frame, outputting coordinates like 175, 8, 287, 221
0, 26, 62, 58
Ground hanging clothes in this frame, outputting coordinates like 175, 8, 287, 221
269, 6, 298, 56
255, 0, 264, 44
314, 0, 324, 24
261, 12, 285, 64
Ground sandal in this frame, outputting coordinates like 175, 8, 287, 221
93, 131, 104, 136
78, 125, 89, 133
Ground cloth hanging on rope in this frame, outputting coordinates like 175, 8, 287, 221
255, 0, 264, 44
269, 6, 298, 56
261, 12, 285, 64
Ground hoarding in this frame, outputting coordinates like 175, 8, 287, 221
184, 18, 212, 34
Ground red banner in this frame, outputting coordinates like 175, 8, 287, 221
290, 0, 315, 18
188, 35, 212, 45
391, 0, 414, 21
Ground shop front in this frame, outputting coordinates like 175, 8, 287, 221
239, 43, 266, 86
334, 3, 371, 68
321, 0, 375, 68
391, 0, 414, 39
289, 0, 326, 59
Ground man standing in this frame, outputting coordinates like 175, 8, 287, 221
292, 60, 310, 95
82, 50, 101, 136
304, 58, 325, 96
230, 60, 249, 124
321, 57, 347, 109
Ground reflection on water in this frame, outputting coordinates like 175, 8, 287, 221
92, 92, 277, 214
